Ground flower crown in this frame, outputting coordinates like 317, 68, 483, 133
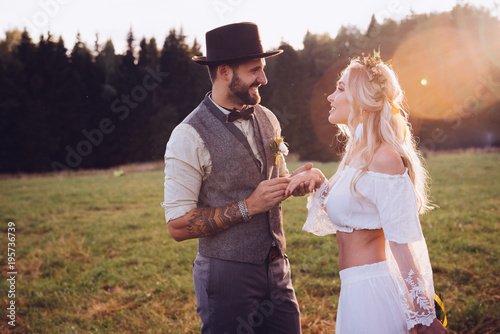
355, 50, 407, 137
354, 50, 393, 103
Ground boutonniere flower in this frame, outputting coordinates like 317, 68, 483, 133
270, 135, 289, 165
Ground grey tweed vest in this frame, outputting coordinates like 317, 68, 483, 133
184, 93, 285, 264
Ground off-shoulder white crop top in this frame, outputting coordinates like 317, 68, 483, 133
304, 165, 423, 243
303, 165, 437, 329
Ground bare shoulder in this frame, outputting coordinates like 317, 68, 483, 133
369, 145, 405, 175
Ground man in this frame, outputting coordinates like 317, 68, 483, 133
162, 22, 309, 334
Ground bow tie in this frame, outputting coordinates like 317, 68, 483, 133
227, 106, 255, 122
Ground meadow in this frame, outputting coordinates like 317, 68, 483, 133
0, 152, 499, 333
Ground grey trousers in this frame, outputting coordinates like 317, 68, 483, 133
193, 253, 302, 334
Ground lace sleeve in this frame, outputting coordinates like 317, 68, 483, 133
387, 238, 436, 330
302, 180, 336, 236
372, 174, 437, 329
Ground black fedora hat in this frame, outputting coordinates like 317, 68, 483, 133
192, 22, 283, 65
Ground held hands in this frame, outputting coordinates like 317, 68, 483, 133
245, 163, 326, 217
288, 162, 313, 197
245, 178, 290, 216
285, 166, 326, 197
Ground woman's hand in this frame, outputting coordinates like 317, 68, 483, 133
289, 162, 313, 197
285, 168, 325, 197
413, 318, 447, 334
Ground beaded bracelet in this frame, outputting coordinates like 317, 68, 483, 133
238, 199, 252, 222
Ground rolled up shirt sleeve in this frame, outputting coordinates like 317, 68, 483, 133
161, 124, 211, 223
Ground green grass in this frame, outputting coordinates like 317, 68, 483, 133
0, 153, 499, 333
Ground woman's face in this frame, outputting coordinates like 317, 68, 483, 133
327, 75, 351, 125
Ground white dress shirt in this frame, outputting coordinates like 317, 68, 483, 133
162, 96, 289, 223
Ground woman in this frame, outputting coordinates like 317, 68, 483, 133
286, 52, 447, 333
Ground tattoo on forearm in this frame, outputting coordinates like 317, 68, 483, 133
186, 203, 243, 238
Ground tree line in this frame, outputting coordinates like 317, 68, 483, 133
1, 4, 499, 173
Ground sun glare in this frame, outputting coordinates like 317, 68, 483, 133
392, 24, 497, 122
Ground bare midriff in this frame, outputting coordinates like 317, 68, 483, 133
336, 229, 386, 271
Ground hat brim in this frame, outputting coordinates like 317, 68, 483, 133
192, 50, 283, 65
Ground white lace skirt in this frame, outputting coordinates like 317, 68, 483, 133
336, 261, 409, 334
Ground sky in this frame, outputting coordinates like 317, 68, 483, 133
0, 0, 498, 54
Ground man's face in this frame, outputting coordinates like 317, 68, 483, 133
228, 58, 268, 106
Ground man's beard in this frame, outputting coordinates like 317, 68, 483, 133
229, 72, 260, 106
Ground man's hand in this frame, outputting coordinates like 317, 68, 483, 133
245, 178, 291, 216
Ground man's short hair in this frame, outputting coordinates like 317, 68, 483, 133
207, 60, 244, 83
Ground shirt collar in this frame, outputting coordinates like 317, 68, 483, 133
209, 94, 231, 116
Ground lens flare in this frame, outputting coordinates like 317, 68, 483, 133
308, 18, 500, 148
392, 24, 496, 121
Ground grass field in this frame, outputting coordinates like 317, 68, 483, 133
0, 152, 499, 333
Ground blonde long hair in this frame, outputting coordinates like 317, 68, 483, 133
333, 55, 432, 214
